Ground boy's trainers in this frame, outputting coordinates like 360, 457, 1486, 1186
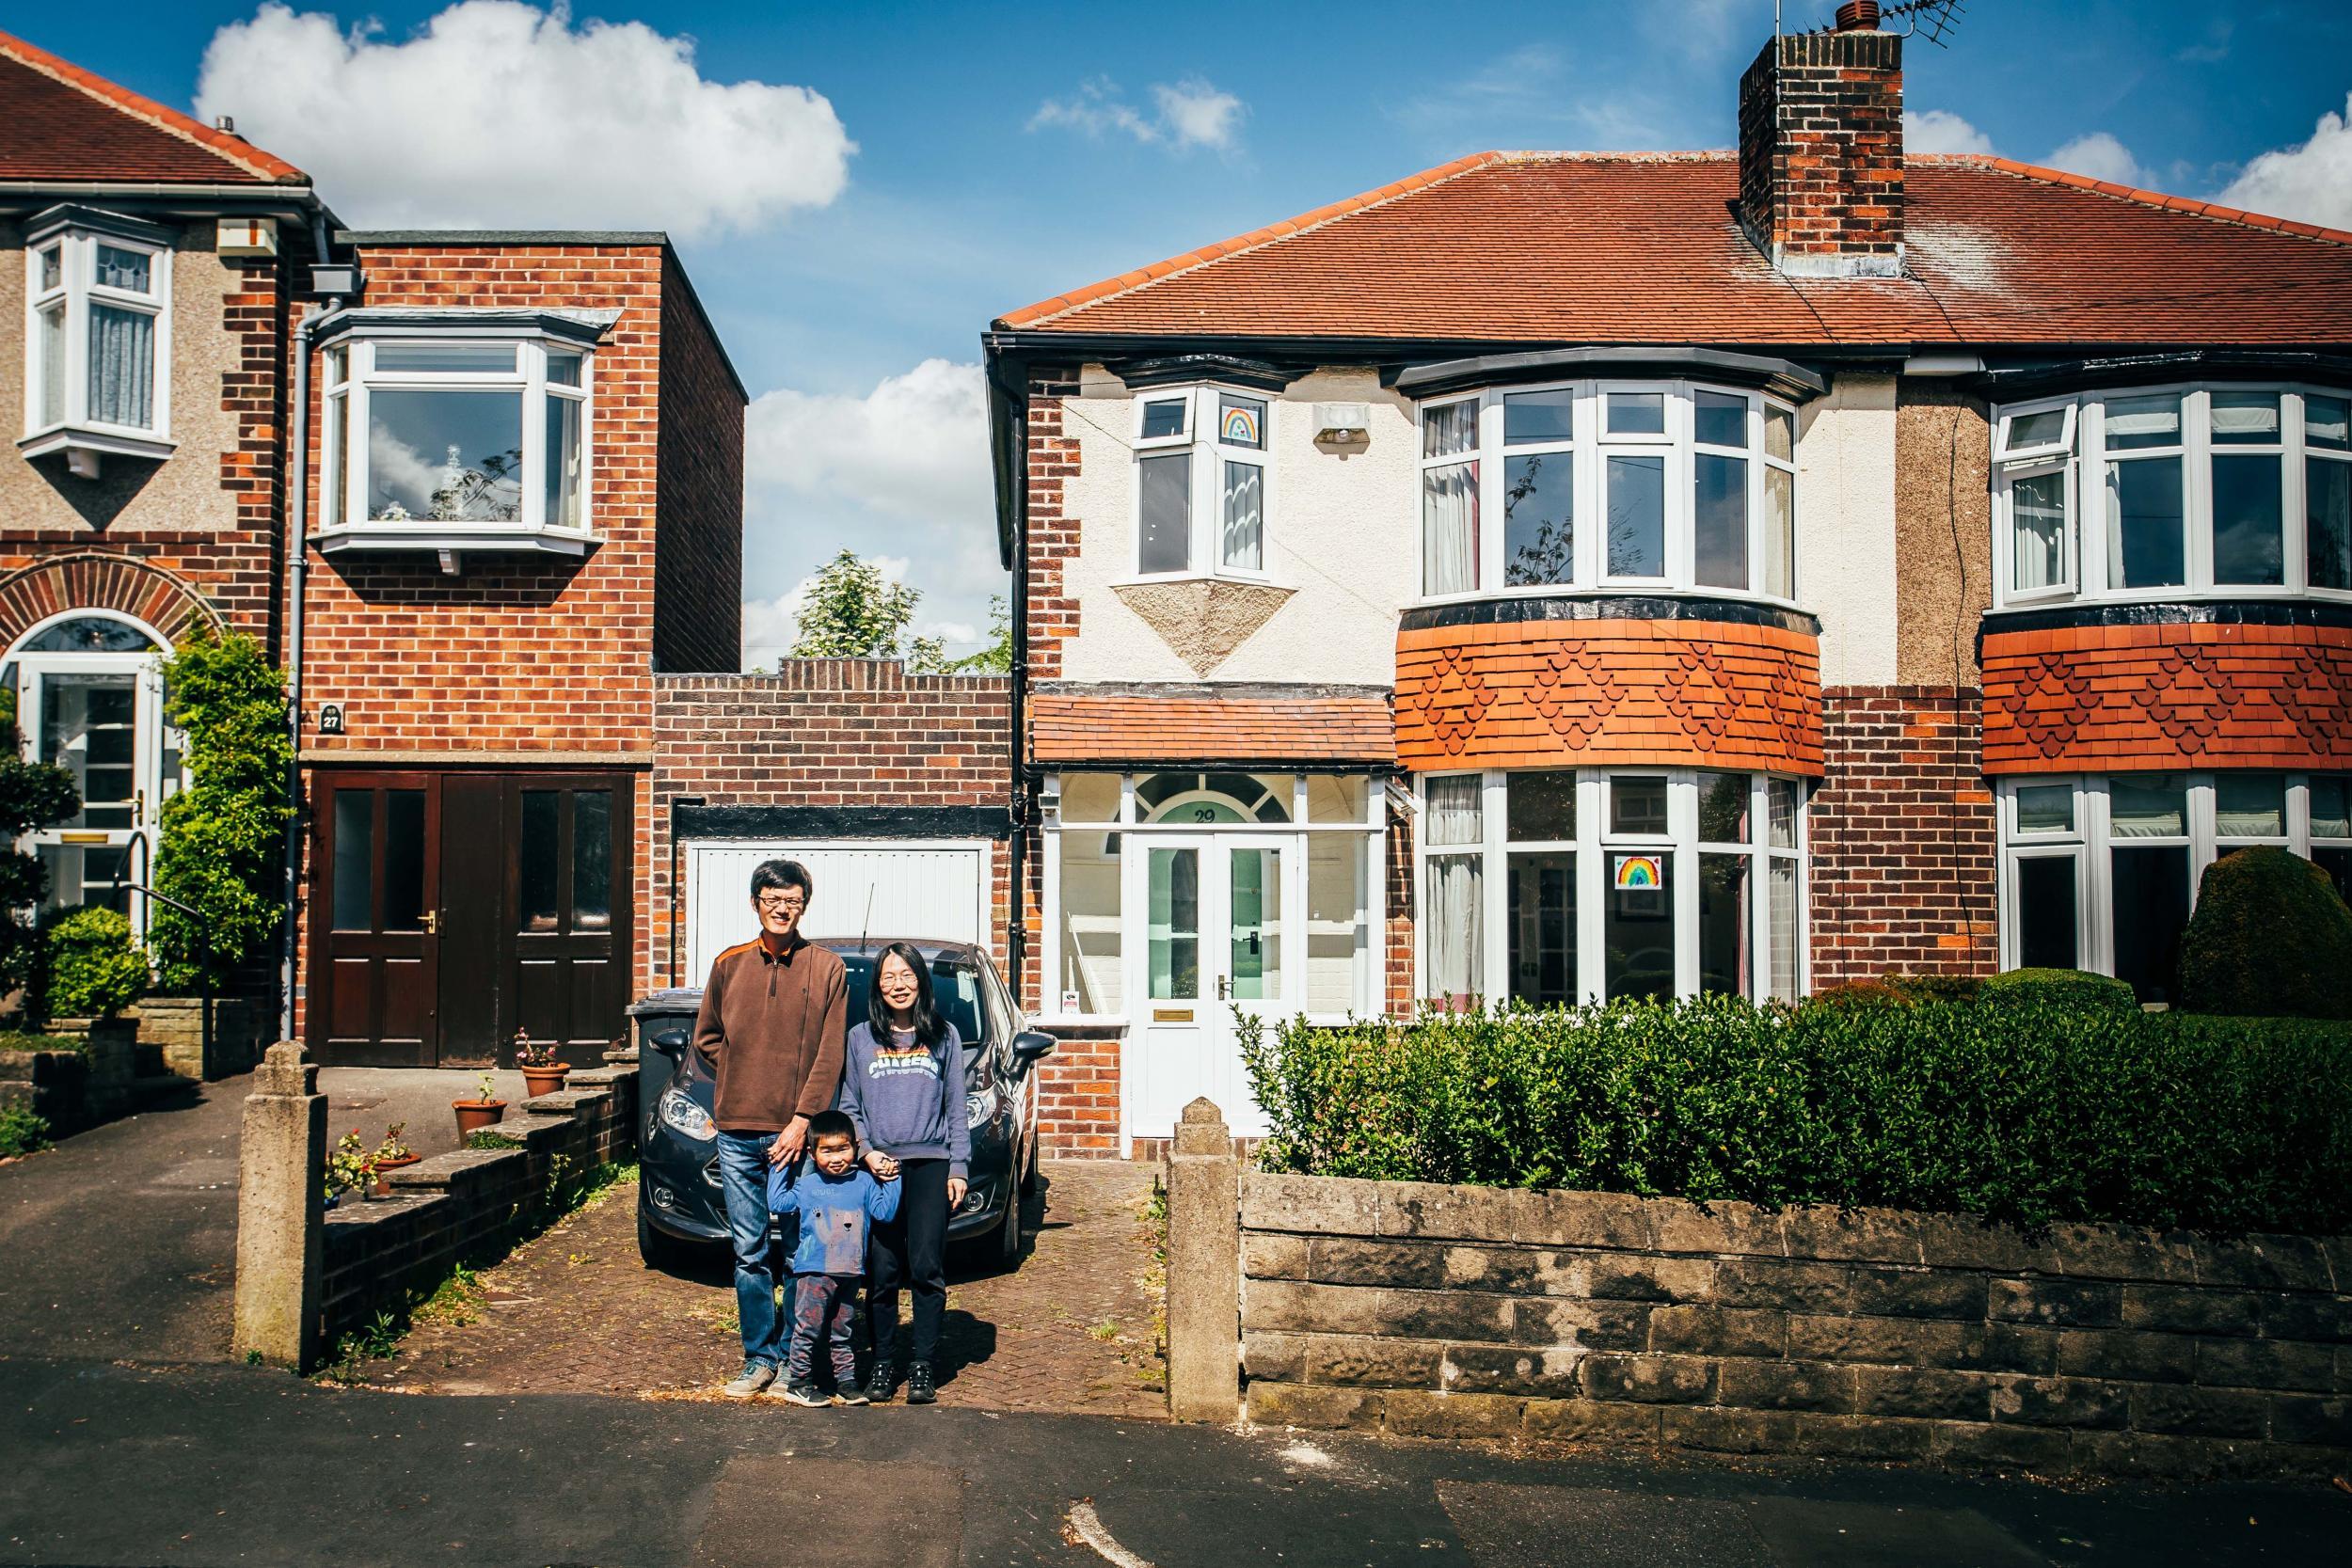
778, 1381, 829, 1407
835, 1385, 871, 1406
906, 1361, 936, 1405
723, 1365, 776, 1399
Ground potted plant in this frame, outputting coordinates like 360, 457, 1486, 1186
453, 1071, 506, 1137
368, 1122, 419, 1196
514, 1027, 568, 1097
326, 1128, 373, 1207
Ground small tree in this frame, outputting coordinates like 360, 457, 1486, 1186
150, 626, 293, 993
789, 549, 928, 660
0, 689, 80, 1002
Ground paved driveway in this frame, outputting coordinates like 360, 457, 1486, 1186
356, 1160, 1168, 1418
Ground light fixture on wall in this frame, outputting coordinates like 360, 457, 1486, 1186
1314, 403, 1370, 447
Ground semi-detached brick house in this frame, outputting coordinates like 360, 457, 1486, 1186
987, 4, 2352, 1158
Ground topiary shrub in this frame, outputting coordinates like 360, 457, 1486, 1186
2177, 847, 2352, 1020
1978, 966, 2138, 1012
0, 688, 80, 1001
40, 906, 150, 1019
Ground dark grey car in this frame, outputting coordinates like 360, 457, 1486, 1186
630, 938, 1054, 1272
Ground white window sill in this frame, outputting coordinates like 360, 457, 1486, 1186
310, 522, 599, 561
1110, 570, 1295, 593
18, 424, 176, 473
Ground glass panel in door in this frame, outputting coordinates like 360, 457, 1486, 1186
1148, 846, 1201, 1001
1228, 845, 1281, 1001
41, 673, 138, 830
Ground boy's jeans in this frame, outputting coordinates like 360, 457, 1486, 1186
715, 1132, 788, 1371
788, 1273, 859, 1388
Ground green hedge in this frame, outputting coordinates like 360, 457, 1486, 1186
1238, 995, 2352, 1235
40, 907, 149, 1020
2177, 847, 2352, 1021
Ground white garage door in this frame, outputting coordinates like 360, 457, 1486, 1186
683, 839, 991, 984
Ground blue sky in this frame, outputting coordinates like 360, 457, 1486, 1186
29, 0, 2352, 665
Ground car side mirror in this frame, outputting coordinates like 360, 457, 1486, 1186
648, 1026, 689, 1056
1009, 1031, 1056, 1077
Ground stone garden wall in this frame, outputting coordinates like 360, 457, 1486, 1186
1233, 1171, 2352, 1479
320, 1063, 637, 1346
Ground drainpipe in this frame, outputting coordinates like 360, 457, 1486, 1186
278, 261, 348, 1042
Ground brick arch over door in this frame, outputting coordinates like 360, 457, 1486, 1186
0, 554, 226, 652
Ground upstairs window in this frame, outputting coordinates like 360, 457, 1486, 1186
320, 334, 593, 546
1132, 386, 1270, 578
21, 212, 173, 464
1418, 381, 1799, 602
1993, 385, 2351, 607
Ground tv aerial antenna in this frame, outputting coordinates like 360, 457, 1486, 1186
1794, 0, 1967, 47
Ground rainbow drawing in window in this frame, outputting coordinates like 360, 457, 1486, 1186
1220, 403, 1262, 447
1613, 854, 1664, 891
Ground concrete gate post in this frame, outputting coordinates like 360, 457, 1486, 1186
1165, 1097, 1240, 1423
232, 1042, 326, 1370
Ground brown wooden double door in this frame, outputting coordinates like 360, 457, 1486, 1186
310, 770, 634, 1068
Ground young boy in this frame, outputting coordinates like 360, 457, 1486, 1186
768, 1109, 900, 1406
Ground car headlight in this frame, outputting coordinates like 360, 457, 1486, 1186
660, 1087, 717, 1142
966, 1085, 1000, 1129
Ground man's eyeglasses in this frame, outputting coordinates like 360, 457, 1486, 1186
755, 895, 807, 914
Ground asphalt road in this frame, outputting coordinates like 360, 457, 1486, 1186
0, 1070, 2345, 1566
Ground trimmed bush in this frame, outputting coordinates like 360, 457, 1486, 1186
0, 1105, 47, 1159
2178, 847, 2352, 1021
1978, 966, 2137, 1012
1239, 994, 2352, 1235
40, 907, 149, 1019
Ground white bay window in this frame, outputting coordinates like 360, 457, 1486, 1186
1998, 771, 2352, 1003
1131, 386, 1270, 578
1993, 385, 2352, 606
316, 319, 597, 563
1418, 381, 1797, 602
1418, 768, 1807, 1007
21, 208, 173, 471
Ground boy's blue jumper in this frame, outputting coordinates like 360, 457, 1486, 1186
768, 1162, 901, 1276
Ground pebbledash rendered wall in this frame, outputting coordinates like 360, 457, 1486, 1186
1233, 1173, 2352, 1478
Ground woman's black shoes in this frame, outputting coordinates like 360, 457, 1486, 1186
906, 1361, 936, 1404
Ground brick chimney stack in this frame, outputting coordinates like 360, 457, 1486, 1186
1737, 0, 1905, 277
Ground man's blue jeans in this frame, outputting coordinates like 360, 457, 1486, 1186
715, 1131, 789, 1372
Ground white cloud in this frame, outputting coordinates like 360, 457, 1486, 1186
1030, 75, 1247, 152
196, 1, 853, 237
746, 359, 988, 526
1906, 108, 1995, 156
2217, 93, 2352, 229
2043, 132, 2153, 189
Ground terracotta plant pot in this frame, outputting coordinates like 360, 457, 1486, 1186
453, 1099, 507, 1137
370, 1152, 421, 1197
519, 1064, 570, 1097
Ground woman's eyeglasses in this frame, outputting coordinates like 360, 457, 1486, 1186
755, 895, 807, 914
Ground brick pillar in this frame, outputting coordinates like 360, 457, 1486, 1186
232, 1042, 326, 1370
1165, 1097, 1240, 1423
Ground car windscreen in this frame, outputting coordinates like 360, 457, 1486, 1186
838, 956, 988, 1048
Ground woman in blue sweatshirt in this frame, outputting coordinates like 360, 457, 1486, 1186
837, 941, 969, 1404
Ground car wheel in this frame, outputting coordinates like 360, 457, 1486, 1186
638, 1200, 692, 1271
996, 1182, 1025, 1270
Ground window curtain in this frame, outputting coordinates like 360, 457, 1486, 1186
1424, 774, 1483, 847
1426, 854, 1483, 1006
1422, 461, 1478, 594
87, 306, 154, 429
2010, 470, 2066, 592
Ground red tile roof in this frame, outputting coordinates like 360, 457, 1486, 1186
1029, 691, 1395, 765
997, 152, 2352, 347
0, 29, 305, 185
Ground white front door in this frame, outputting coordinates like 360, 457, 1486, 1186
19, 654, 169, 921
1124, 833, 1292, 1145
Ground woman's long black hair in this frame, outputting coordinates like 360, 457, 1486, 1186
866, 941, 948, 1050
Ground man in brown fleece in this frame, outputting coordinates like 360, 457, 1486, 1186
693, 858, 849, 1397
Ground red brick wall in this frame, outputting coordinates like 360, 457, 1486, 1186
652, 261, 744, 674
1022, 372, 1080, 679
1807, 686, 1997, 985
650, 660, 1013, 994
1737, 25, 1904, 268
